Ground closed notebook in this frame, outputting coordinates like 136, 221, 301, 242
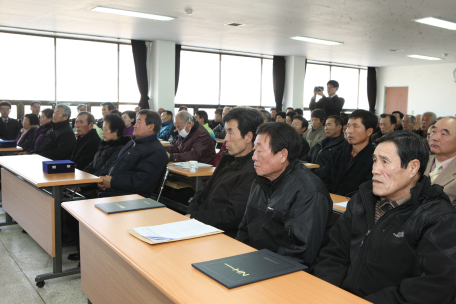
95, 198, 165, 214
192, 249, 307, 289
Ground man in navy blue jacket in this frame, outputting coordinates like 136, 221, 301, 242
97, 110, 168, 198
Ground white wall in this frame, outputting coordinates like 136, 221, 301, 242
283, 56, 306, 110
376, 63, 456, 117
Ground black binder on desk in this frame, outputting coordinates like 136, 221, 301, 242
95, 198, 165, 214
192, 249, 307, 289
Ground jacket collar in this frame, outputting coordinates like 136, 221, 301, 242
181, 121, 200, 142
51, 119, 70, 129
219, 150, 254, 171
100, 136, 131, 147
321, 132, 345, 147
77, 128, 98, 141
132, 132, 158, 144
257, 158, 300, 194
162, 120, 174, 127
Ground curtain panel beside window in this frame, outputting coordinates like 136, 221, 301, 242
367, 67, 377, 113
131, 40, 150, 109
273, 56, 286, 112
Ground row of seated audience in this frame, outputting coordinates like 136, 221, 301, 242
2, 98, 456, 302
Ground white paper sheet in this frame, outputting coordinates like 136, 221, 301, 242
171, 162, 212, 168
133, 219, 219, 242
334, 201, 348, 208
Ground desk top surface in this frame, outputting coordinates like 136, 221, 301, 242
0, 146, 23, 152
62, 195, 368, 304
160, 140, 170, 147
215, 138, 225, 144
168, 162, 215, 177
303, 162, 320, 169
331, 193, 348, 212
0, 154, 102, 187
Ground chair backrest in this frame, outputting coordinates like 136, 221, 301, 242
155, 166, 169, 202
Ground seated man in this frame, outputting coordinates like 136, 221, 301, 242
70, 112, 101, 170
304, 109, 327, 148
402, 114, 416, 132
285, 111, 296, 125
304, 115, 348, 177
425, 117, 456, 203
0, 101, 21, 140
187, 108, 263, 238
20, 101, 41, 128
158, 110, 174, 140
372, 113, 396, 141
213, 107, 231, 139
195, 110, 215, 141
36, 104, 76, 160
209, 108, 223, 129
260, 110, 271, 123
314, 131, 456, 304
291, 115, 310, 159
270, 107, 277, 121
166, 111, 215, 165
414, 112, 436, 138
236, 123, 334, 269
96, 102, 116, 128
275, 111, 286, 122
97, 110, 168, 198
320, 110, 377, 197
392, 110, 404, 130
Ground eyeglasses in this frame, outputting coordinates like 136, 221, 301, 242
0, 108, 10, 111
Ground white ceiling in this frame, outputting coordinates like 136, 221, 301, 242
2, 0, 456, 67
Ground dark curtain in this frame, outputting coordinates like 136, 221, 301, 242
131, 40, 150, 109
273, 56, 286, 112
175, 44, 182, 95
367, 67, 377, 113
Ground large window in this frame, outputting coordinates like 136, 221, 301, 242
0, 33, 55, 101
0, 32, 139, 119
56, 39, 118, 102
176, 51, 274, 107
304, 63, 367, 110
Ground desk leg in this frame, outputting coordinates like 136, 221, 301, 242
35, 186, 80, 286
195, 176, 203, 192
0, 211, 17, 230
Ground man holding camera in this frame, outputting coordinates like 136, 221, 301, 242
309, 80, 345, 117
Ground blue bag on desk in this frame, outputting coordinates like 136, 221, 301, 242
0, 140, 17, 148
42, 160, 75, 174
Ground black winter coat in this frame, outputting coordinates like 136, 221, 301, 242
320, 142, 375, 197
99, 133, 168, 198
236, 159, 334, 269
37, 119, 76, 160
303, 132, 349, 177
309, 94, 345, 116
188, 151, 256, 238
84, 136, 131, 176
16, 126, 38, 153
70, 129, 101, 170
0, 117, 21, 140
314, 177, 456, 304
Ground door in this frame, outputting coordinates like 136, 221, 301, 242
384, 87, 408, 114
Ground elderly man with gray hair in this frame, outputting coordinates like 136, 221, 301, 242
36, 104, 76, 160
414, 111, 437, 138
166, 111, 216, 165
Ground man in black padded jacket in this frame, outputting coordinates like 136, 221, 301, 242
314, 131, 456, 304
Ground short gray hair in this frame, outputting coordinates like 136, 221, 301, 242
56, 104, 71, 119
423, 112, 437, 122
223, 107, 232, 112
404, 115, 416, 123
176, 111, 193, 123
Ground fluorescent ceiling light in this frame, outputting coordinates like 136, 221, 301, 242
414, 17, 456, 30
291, 36, 343, 45
92, 6, 175, 21
407, 54, 443, 61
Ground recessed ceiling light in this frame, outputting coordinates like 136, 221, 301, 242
225, 23, 244, 27
91, 6, 175, 21
291, 36, 343, 46
414, 17, 456, 30
407, 54, 443, 61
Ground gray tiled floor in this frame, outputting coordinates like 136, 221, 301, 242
0, 207, 87, 304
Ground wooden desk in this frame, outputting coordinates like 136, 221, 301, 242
331, 193, 348, 213
62, 195, 369, 304
160, 140, 170, 148
215, 138, 225, 144
0, 145, 23, 155
167, 163, 215, 192
0, 154, 102, 287
303, 162, 320, 169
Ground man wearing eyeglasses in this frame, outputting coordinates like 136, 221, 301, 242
0, 101, 21, 141
309, 80, 345, 117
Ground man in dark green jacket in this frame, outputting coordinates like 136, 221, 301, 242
315, 131, 456, 304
